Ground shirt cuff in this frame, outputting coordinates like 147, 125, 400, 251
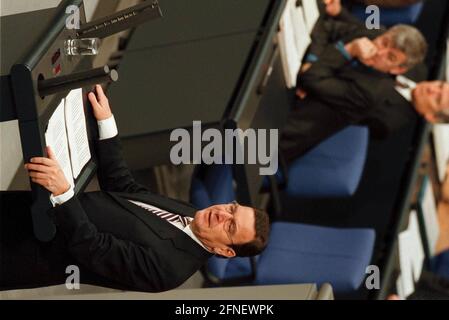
98, 115, 118, 140
335, 41, 353, 61
50, 187, 75, 207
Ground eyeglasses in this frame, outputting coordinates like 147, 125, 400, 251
224, 201, 238, 246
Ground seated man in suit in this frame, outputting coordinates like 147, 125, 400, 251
280, 0, 434, 162
0, 85, 270, 293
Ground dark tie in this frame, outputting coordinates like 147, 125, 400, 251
129, 200, 192, 228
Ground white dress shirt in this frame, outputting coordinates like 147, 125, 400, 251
395, 75, 417, 103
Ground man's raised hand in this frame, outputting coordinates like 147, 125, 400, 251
88, 84, 112, 121
345, 37, 378, 65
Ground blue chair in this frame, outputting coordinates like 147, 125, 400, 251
255, 222, 375, 292
283, 126, 369, 198
431, 250, 449, 281
190, 164, 376, 293
351, 1, 424, 27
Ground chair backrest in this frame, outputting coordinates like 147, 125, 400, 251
190, 164, 235, 209
351, 1, 424, 27
286, 125, 369, 197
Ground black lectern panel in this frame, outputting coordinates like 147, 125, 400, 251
110, 32, 257, 137
126, 0, 271, 50
108, 0, 283, 171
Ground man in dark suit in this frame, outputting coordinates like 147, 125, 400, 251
0, 85, 270, 293
280, 0, 430, 162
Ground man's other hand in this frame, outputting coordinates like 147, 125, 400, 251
88, 84, 112, 121
25, 146, 70, 196
324, 0, 342, 17
300, 62, 313, 74
345, 37, 378, 64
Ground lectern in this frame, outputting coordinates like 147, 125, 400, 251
1, 0, 162, 241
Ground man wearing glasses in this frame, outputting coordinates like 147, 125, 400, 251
0, 85, 270, 293
280, 0, 449, 163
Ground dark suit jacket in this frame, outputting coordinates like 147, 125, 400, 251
280, 11, 427, 162
308, 8, 385, 59
0, 137, 211, 293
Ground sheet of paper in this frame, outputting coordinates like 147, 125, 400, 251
65, 88, 91, 179
278, 0, 302, 88
45, 99, 74, 189
408, 211, 425, 281
291, 2, 311, 62
396, 274, 405, 300
420, 178, 440, 256
398, 210, 426, 298
398, 229, 415, 298
433, 124, 449, 182
302, 0, 320, 33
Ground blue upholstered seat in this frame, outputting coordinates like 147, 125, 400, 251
431, 249, 449, 281
285, 126, 369, 197
256, 222, 375, 293
351, 1, 424, 27
190, 164, 376, 293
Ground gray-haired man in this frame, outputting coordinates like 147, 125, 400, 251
280, 1, 431, 162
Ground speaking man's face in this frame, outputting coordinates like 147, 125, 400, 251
413, 81, 449, 122
190, 202, 256, 257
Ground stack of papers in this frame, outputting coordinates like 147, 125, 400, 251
302, 0, 320, 33
419, 177, 440, 256
396, 210, 425, 299
278, 0, 312, 88
45, 88, 91, 191
433, 124, 449, 182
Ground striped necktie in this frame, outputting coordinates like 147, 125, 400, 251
129, 200, 192, 228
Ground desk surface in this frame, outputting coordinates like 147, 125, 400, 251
108, 0, 272, 137
41, 283, 328, 300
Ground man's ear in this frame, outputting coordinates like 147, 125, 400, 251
214, 246, 236, 258
390, 66, 408, 75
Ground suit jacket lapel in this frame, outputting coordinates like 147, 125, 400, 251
106, 192, 211, 260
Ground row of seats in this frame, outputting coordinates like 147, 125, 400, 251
276, 126, 369, 198
190, 164, 375, 294
188, 2, 426, 295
